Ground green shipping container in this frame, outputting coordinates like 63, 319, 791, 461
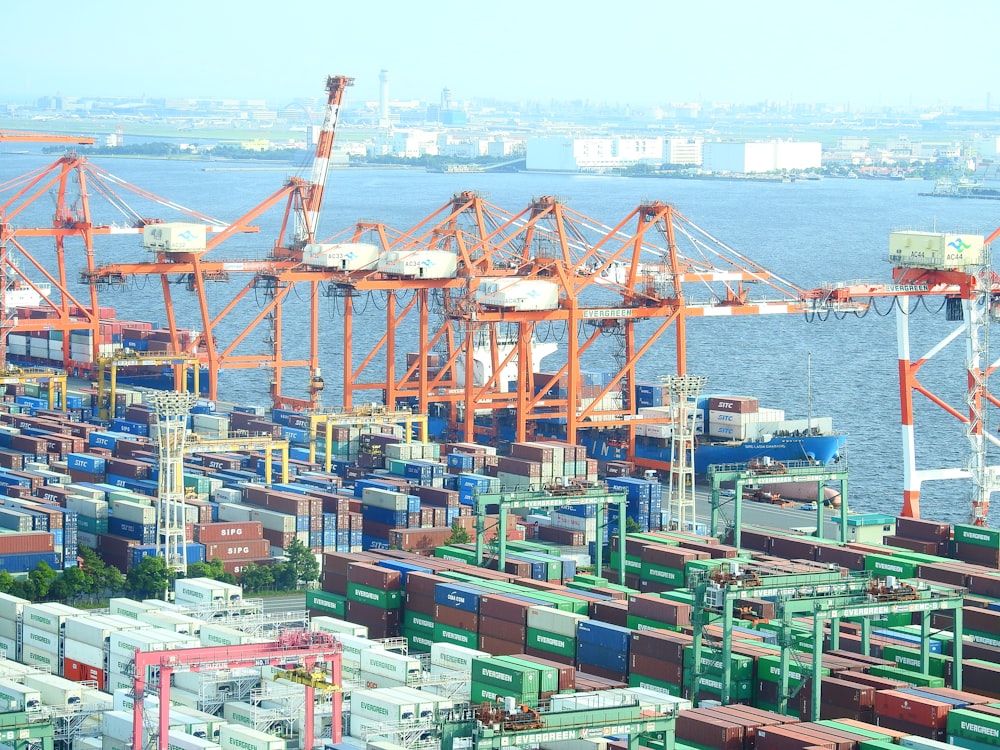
525, 628, 576, 659
864, 553, 917, 578
403, 610, 435, 634
947, 708, 1000, 746
434, 623, 477, 650
880, 643, 950, 678
472, 657, 540, 696
954, 524, 1000, 550
496, 655, 559, 694
683, 647, 754, 681
627, 616, 681, 633
347, 581, 402, 609
757, 654, 829, 689
868, 664, 945, 687
628, 673, 682, 696
306, 590, 347, 618
470, 681, 536, 707
639, 562, 685, 587
402, 629, 433, 654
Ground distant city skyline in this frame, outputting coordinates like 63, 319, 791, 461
4, 0, 999, 110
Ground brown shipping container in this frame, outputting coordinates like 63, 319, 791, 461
967, 572, 1000, 598
322, 572, 348, 596
627, 594, 692, 627
883, 536, 939, 555
676, 713, 744, 750
0, 531, 55, 554
895, 516, 951, 542
873, 716, 944, 741
348, 563, 401, 591
478, 594, 531, 624
194, 521, 264, 544
630, 629, 692, 661
525, 645, 574, 667
478, 634, 523, 655
590, 600, 629, 626
203, 539, 271, 561
630, 653, 683, 685
434, 604, 478, 633
709, 396, 758, 414
404, 592, 436, 616
873, 689, 951, 728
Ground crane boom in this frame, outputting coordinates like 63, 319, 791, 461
0, 130, 95, 144
295, 74, 354, 247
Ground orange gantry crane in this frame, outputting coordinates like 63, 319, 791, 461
803, 228, 1000, 526
81, 74, 355, 409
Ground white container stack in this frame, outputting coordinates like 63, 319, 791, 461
219, 724, 286, 750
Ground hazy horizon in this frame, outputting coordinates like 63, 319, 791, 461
4, 0, 997, 110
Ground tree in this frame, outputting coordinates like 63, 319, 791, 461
0, 571, 15, 595
284, 538, 319, 588
270, 561, 299, 591
127, 556, 175, 600
186, 559, 237, 585
239, 563, 274, 593
78, 545, 125, 596
28, 562, 57, 600
445, 519, 471, 545
47, 565, 89, 601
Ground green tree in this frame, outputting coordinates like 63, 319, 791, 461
284, 538, 319, 588
239, 563, 274, 593
625, 517, 642, 534
270, 561, 299, 591
28, 562, 57, 600
48, 566, 89, 601
127, 556, 175, 600
186, 559, 237, 585
445, 519, 471, 545
0, 570, 15, 594
78, 545, 126, 596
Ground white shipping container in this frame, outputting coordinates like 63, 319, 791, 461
137, 610, 202, 635
108, 597, 160, 622
328, 633, 382, 667
0, 678, 41, 711
174, 578, 242, 605
20, 644, 58, 672
708, 422, 750, 440
550, 511, 597, 534
23, 673, 83, 706
101, 711, 135, 743
430, 643, 489, 672
645, 424, 674, 440
110, 499, 157, 526
0, 636, 16, 661
526, 606, 588, 637
350, 688, 418, 723
23, 602, 84, 633
63, 638, 105, 670
359, 649, 421, 682
360, 487, 409, 511
165, 731, 221, 750
218, 724, 286, 750
389, 685, 452, 716
309, 616, 368, 639
222, 700, 256, 727
199, 623, 261, 647
302, 242, 380, 271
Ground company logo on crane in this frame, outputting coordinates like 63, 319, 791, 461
949, 238, 970, 254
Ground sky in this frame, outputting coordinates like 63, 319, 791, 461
3, 0, 998, 110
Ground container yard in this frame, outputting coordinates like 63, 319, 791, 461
4, 84, 1000, 750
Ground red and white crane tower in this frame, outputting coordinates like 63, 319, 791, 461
804, 228, 999, 526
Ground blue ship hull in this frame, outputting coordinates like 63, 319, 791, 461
575, 432, 847, 474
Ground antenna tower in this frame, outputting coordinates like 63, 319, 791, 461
663, 375, 708, 532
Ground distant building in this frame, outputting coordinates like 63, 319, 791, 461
526, 136, 664, 172
664, 137, 704, 166
702, 140, 821, 173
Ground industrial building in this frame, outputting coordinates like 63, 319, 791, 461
701, 140, 822, 174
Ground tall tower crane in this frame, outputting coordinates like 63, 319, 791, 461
804, 229, 999, 526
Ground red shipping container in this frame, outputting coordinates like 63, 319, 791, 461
203, 539, 270, 561
873, 689, 952, 729
63, 658, 105, 690
0, 532, 54, 554
194, 521, 264, 544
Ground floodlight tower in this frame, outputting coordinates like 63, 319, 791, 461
147, 390, 198, 577
664, 375, 708, 532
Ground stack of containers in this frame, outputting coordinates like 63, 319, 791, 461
477, 591, 536, 655
66, 492, 108, 549
952, 523, 1000, 567
684, 643, 756, 706
628, 629, 691, 696
398, 570, 441, 651
107, 627, 201, 694
470, 655, 540, 706
174, 578, 243, 608
457, 473, 500, 506
63, 614, 144, 691
191, 520, 269, 575
217, 502, 303, 554
606, 477, 663, 533
755, 653, 830, 712
240, 483, 322, 553
345, 561, 402, 640
21, 602, 85, 673
359, 485, 419, 550
0, 592, 28, 661
575, 620, 630, 681
108, 497, 156, 545
349, 687, 424, 740
525, 605, 588, 666
433, 579, 484, 651
219, 724, 286, 750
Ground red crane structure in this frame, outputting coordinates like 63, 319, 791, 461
803, 228, 1000, 526
131, 628, 343, 750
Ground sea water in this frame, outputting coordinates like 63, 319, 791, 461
1, 150, 998, 524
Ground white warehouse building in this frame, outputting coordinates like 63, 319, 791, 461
702, 140, 821, 174
526, 136, 664, 172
